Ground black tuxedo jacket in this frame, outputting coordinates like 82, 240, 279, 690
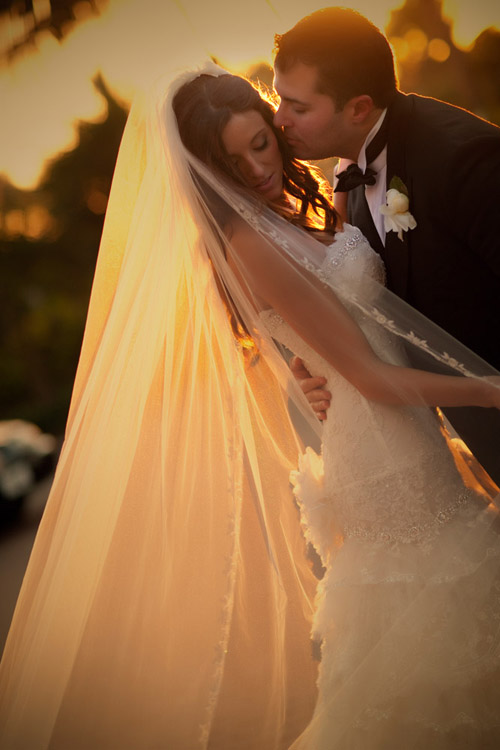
348, 92, 500, 479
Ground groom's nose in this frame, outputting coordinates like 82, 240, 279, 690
274, 104, 289, 129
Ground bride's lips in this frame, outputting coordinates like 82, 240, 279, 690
254, 174, 276, 193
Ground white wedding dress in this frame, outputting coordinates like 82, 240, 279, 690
261, 225, 500, 749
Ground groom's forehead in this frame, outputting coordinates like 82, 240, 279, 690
273, 61, 321, 100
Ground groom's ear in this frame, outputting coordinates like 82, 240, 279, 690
345, 95, 376, 124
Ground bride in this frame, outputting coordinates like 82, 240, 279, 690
1, 63, 499, 749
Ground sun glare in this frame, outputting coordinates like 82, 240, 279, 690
0, 12, 107, 189
0, 0, 498, 190
444, 0, 500, 48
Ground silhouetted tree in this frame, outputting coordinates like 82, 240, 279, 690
0, 77, 127, 432
387, 0, 500, 124
1, 1, 499, 433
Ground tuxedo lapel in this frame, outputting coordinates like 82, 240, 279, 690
347, 184, 385, 256
382, 92, 414, 299
346, 92, 417, 299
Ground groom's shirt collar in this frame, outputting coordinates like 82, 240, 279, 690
357, 109, 387, 172
333, 109, 389, 244
358, 109, 388, 244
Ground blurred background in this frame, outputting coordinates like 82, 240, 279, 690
1, 0, 500, 438
0, 0, 499, 643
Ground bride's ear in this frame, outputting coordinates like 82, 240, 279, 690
346, 95, 376, 124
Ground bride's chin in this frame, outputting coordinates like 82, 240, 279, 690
265, 182, 285, 203
268, 188, 285, 202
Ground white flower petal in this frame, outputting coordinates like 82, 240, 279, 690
379, 187, 416, 240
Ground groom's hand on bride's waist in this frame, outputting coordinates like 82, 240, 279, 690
290, 356, 331, 421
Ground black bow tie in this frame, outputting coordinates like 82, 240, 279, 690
334, 110, 389, 193
334, 164, 376, 192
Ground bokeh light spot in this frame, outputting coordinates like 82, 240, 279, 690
87, 189, 108, 215
25, 205, 55, 240
4, 209, 25, 237
390, 36, 411, 63
428, 38, 451, 62
404, 28, 428, 63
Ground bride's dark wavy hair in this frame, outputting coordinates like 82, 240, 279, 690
172, 72, 338, 354
172, 72, 337, 236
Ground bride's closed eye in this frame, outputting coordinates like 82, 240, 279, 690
254, 138, 269, 151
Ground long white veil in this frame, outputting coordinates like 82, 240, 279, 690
0, 62, 498, 750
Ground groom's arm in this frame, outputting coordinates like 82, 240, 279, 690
290, 356, 332, 421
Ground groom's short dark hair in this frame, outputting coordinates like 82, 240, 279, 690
274, 7, 398, 110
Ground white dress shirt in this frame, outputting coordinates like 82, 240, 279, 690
334, 109, 388, 244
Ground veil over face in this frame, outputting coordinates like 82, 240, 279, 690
0, 62, 498, 750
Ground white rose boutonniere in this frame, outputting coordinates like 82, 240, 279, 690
380, 176, 417, 241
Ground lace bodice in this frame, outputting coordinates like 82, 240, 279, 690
259, 224, 479, 565
261, 224, 393, 379
272, 226, 500, 750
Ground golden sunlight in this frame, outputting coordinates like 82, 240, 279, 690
436, 409, 500, 502
0, 0, 498, 189
443, 0, 500, 48
0, 18, 108, 188
427, 38, 451, 62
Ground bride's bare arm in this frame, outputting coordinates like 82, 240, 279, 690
228, 223, 500, 410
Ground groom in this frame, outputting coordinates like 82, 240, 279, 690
273, 7, 500, 482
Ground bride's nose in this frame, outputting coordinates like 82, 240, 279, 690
241, 155, 266, 182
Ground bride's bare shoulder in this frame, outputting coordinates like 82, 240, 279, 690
225, 215, 257, 238
224, 216, 267, 255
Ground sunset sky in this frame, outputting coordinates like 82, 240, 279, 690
1, 0, 499, 188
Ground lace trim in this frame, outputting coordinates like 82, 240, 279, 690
342, 489, 474, 545
299, 230, 366, 279
296, 226, 477, 380
232, 198, 292, 251
349, 304, 477, 378
317, 230, 366, 281
353, 705, 500, 733
260, 308, 285, 332
250, 213, 476, 379
199, 393, 245, 745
